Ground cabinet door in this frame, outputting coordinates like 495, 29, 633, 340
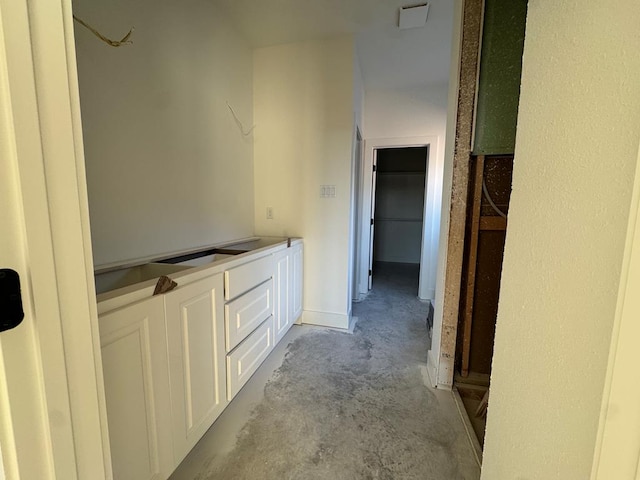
291, 243, 304, 322
99, 296, 173, 480
273, 249, 290, 344
164, 273, 227, 465
226, 316, 274, 400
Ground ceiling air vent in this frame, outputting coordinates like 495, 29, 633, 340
398, 3, 430, 30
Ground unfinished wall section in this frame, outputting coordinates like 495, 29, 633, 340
429, 0, 483, 388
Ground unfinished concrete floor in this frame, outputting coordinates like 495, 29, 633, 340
170, 263, 480, 480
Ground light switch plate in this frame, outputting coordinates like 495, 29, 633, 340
320, 185, 336, 198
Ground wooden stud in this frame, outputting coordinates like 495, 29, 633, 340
479, 216, 507, 231
461, 155, 485, 377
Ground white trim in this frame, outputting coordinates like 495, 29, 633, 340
358, 136, 442, 301
429, 0, 466, 389
349, 123, 364, 303
426, 350, 439, 388
591, 143, 640, 478
0, 0, 111, 477
301, 310, 351, 330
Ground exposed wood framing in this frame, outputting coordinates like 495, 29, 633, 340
436, 0, 484, 387
461, 155, 485, 376
479, 216, 507, 231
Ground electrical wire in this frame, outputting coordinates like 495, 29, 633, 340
226, 102, 256, 137
482, 179, 507, 219
73, 15, 133, 47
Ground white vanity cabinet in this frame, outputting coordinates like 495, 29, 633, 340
164, 272, 227, 466
273, 243, 304, 344
224, 254, 276, 400
99, 296, 174, 480
97, 238, 303, 479
273, 248, 291, 343
291, 242, 304, 323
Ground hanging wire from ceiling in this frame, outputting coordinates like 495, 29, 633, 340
73, 15, 134, 47
226, 102, 256, 137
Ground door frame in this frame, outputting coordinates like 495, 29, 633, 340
591, 143, 640, 478
349, 126, 364, 302
358, 136, 442, 301
0, 0, 110, 477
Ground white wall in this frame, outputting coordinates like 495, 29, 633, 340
482, 1, 640, 478
253, 37, 356, 329
74, 0, 254, 267
363, 84, 449, 300
364, 85, 449, 140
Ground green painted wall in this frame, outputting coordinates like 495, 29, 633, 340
473, 0, 528, 155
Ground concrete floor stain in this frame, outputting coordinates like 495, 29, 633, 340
200, 263, 479, 480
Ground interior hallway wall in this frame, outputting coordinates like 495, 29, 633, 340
74, 0, 254, 267
253, 36, 356, 329
481, 0, 640, 478
364, 84, 449, 300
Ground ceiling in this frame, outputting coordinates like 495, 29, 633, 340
212, 0, 454, 90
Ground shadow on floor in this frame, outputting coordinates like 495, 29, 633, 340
170, 263, 480, 480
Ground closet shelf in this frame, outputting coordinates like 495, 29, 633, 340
377, 171, 425, 176
374, 218, 423, 223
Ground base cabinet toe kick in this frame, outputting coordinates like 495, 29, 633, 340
97, 240, 303, 479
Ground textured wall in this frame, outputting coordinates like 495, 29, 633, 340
482, 0, 640, 477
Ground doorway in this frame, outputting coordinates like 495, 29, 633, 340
356, 136, 440, 303
370, 147, 427, 293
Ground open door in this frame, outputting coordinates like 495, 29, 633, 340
368, 150, 378, 289
0, 0, 111, 476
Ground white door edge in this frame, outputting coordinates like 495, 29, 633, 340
0, 0, 111, 478
591, 143, 640, 478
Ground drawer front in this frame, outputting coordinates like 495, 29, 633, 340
226, 316, 274, 401
225, 280, 273, 352
224, 254, 273, 301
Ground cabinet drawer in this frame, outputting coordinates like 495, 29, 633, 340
225, 280, 273, 352
224, 254, 273, 301
226, 316, 274, 401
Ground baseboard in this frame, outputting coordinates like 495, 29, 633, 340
426, 302, 434, 330
347, 315, 358, 334
301, 310, 350, 330
452, 387, 483, 467
418, 288, 435, 302
426, 349, 439, 388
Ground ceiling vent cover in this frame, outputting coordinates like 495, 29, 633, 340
398, 3, 430, 30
